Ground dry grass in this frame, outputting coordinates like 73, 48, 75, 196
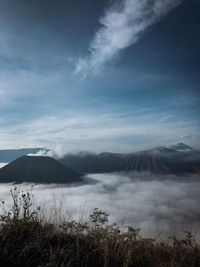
0, 187, 200, 267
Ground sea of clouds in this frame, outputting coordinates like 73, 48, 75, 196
0, 172, 200, 238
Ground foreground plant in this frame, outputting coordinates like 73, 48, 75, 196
0, 187, 200, 267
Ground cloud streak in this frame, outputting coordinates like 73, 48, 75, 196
76, 0, 183, 74
0, 110, 199, 154
1, 108, 200, 154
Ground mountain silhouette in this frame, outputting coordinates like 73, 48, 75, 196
59, 145, 200, 175
0, 156, 83, 184
169, 143, 193, 152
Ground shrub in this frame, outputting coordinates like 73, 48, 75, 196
0, 188, 199, 267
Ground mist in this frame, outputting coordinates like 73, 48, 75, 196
0, 172, 200, 237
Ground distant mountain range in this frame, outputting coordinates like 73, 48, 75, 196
0, 144, 199, 183
59, 143, 200, 175
0, 148, 48, 163
0, 156, 83, 184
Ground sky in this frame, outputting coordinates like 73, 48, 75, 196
0, 0, 200, 153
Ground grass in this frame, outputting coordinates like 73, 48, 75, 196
0, 187, 200, 267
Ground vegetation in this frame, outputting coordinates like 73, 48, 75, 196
0, 187, 200, 267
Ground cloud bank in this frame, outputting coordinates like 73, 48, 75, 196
1, 173, 200, 237
76, 0, 183, 74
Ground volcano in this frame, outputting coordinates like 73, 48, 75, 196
0, 156, 83, 184
59, 145, 200, 175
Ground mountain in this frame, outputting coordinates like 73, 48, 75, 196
0, 148, 48, 163
0, 156, 83, 184
59, 145, 200, 175
169, 143, 193, 152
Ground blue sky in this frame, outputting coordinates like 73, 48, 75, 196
0, 0, 200, 153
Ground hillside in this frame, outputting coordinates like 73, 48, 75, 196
0, 156, 83, 183
0, 189, 199, 267
59, 145, 200, 175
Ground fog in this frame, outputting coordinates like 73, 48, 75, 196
0, 172, 200, 237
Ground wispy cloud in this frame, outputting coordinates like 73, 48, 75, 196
1, 110, 199, 154
75, 0, 183, 74
0, 68, 71, 108
158, 115, 174, 122
180, 134, 196, 140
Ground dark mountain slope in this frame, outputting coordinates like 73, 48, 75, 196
59, 146, 200, 175
0, 156, 83, 184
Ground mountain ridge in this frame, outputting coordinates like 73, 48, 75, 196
59, 144, 200, 175
0, 144, 199, 177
